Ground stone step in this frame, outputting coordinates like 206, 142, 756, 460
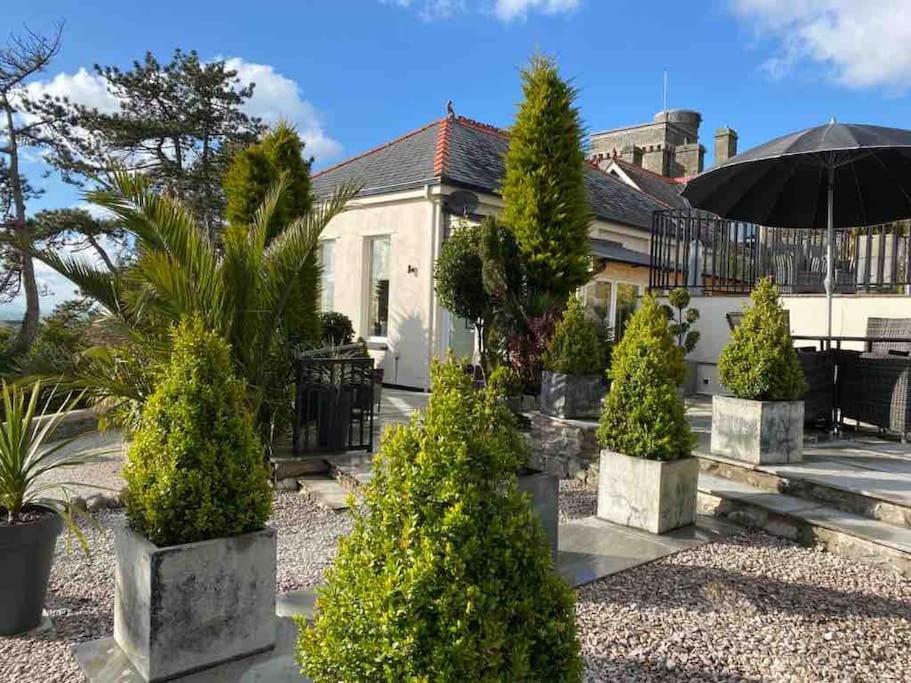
696, 449, 911, 530
297, 475, 351, 511
698, 473, 911, 578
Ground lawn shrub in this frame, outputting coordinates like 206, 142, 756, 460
717, 277, 807, 401
297, 358, 582, 682
597, 294, 693, 461
319, 311, 354, 346
123, 316, 272, 547
543, 296, 609, 376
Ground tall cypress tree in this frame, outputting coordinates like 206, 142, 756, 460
223, 122, 320, 345
501, 55, 591, 299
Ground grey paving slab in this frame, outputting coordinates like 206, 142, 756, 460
297, 476, 350, 511
556, 514, 737, 588
74, 618, 305, 683
796, 506, 911, 553
763, 458, 911, 507
699, 473, 824, 514
275, 589, 317, 620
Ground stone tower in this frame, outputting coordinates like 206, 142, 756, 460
589, 109, 716, 178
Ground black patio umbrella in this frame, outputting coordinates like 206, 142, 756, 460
682, 121, 911, 335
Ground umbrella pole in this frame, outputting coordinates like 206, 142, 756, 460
826, 164, 835, 338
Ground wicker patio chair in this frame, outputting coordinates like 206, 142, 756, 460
865, 317, 911, 354
838, 350, 911, 442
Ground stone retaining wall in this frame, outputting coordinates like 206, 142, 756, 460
526, 411, 600, 488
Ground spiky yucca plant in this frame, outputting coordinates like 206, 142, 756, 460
35, 171, 359, 441
0, 380, 94, 539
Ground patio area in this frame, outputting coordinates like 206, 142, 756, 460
3, 389, 910, 682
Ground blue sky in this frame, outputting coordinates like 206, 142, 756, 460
3, 0, 911, 315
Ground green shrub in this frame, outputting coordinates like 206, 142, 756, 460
123, 316, 272, 547
297, 358, 581, 682
597, 295, 693, 461
717, 278, 807, 401
542, 296, 609, 376
319, 311, 354, 346
662, 287, 700, 356
487, 364, 522, 399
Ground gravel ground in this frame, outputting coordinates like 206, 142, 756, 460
3, 481, 909, 682
0, 493, 348, 683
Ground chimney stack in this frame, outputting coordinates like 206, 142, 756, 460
714, 127, 738, 165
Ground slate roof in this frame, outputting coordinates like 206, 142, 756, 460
610, 159, 690, 209
312, 116, 665, 230
589, 238, 651, 266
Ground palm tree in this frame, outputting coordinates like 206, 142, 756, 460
35, 170, 360, 445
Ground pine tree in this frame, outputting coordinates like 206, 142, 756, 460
223, 122, 320, 344
501, 54, 591, 299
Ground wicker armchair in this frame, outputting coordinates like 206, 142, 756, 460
865, 317, 911, 354
838, 350, 911, 441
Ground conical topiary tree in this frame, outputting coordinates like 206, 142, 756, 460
501, 54, 591, 299
543, 296, 610, 376
223, 121, 320, 345
297, 358, 582, 682
597, 294, 693, 461
123, 315, 272, 547
717, 277, 807, 401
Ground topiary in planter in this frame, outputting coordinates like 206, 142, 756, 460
543, 296, 609, 375
717, 277, 807, 401
123, 315, 272, 547
597, 294, 693, 461
297, 358, 581, 682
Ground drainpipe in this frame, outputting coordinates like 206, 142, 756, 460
425, 184, 443, 392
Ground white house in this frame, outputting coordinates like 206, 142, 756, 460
311, 113, 668, 389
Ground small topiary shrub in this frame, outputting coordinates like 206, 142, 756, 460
542, 296, 609, 376
319, 311, 354, 346
597, 294, 693, 461
487, 364, 523, 399
123, 316, 272, 547
297, 358, 582, 682
662, 286, 700, 356
717, 277, 807, 401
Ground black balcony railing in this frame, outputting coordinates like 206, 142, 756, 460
649, 209, 911, 294
292, 354, 376, 456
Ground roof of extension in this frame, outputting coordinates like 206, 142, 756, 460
608, 158, 690, 209
311, 115, 666, 230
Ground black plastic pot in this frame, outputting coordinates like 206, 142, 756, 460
0, 511, 63, 635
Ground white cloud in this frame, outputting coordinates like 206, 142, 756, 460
19, 58, 341, 163
381, 0, 465, 20
21, 67, 120, 113
731, 0, 911, 91
224, 58, 341, 160
381, 0, 578, 22
494, 0, 579, 22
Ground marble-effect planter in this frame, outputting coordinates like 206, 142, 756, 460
711, 395, 804, 464
518, 469, 559, 560
539, 370, 605, 420
114, 526, 277, 682
597, 449, 698, 534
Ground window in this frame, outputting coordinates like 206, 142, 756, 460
318, 240, 334, 311
583, 280, 613, 323
614, 283, 639, 339
366, 236, 391, 338
581, 278, 640, 340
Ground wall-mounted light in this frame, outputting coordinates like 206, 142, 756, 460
407, 265, 418, 276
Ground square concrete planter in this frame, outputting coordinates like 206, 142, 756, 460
597, 449, 698, 534
710, 395, 804, 464
114, 526, 277, 682
518, 469, 559, 560
540, 370, 605, 420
